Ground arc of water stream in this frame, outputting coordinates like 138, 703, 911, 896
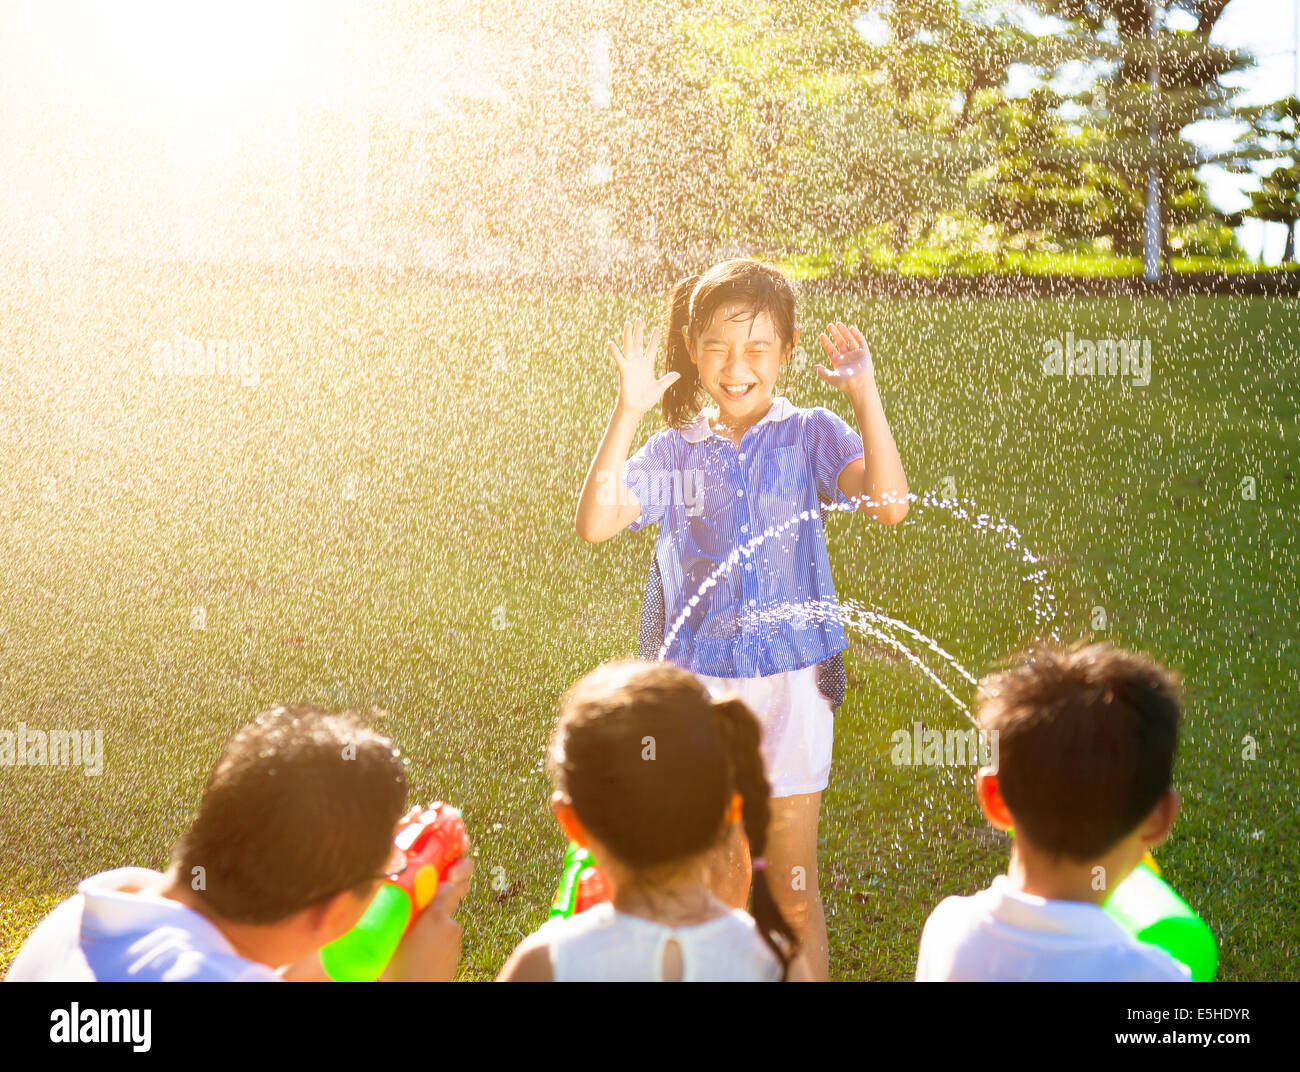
656, 490, 1059, 727
751, 597, 979, 723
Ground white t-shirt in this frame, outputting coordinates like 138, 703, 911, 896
6, 868, 282, 982
537, 902, 784, 982
916, 875, 1192, 982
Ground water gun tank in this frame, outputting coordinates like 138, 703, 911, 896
1103, 852, 1217, 981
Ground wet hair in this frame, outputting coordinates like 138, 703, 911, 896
662, 259, 798, 428
549, 660, 798, 977
976, 643, 1182, 862
172, 705, 407, 924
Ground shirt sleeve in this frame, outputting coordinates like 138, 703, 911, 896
914, 899, 959, 982
806, 406, 865, 508
623, 431, 671, 533
915, 909, 939, 982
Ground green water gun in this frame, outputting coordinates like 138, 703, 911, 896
1007, 827, 1216, 980
550, 841, 611, 920
1104, 852, 1217, 981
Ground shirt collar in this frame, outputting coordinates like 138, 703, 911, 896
984, 874, 1131, 943
77, 867, 244, 957
679, 395, 794, 444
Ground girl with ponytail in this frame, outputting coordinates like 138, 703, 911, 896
573, 259, 909, 979
497, 660, 809, 982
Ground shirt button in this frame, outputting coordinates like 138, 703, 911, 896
745, 563, 752, 572
738, 452, 746, 461
736, 489, 744, 498
740, 524, 749, 534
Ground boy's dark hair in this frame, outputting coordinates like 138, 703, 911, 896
977, 643, 1182, 862
662, 259, 797, 428
171, 705, 407, 924
549, 660, 798, 978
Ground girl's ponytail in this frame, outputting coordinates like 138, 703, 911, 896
662, 274, 701, 428
711, 696, 799, 979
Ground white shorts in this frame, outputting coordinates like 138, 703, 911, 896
695, 664, 834, 798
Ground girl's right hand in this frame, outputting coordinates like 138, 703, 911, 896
610, 318, 678, 416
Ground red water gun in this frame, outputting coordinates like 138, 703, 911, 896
320, 802, 468, 981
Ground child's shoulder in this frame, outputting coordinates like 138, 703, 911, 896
920, 887, 990, 936
532, 902, 618, 944
1109, 934, 1194, 982
500, 904, 617, 982
768, 401, 855, 453
787, 400, 831, 416
636, 421, 698, 458
917, 878, 1020, 958
789, 401, 852, 430
919, 878, 1193, 982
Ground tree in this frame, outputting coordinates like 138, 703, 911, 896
602, 0, 1254, 275
1223, 97, 1300, 264
603, 0, 736, 283
606, 0, 1031, 273
1024, 1, 1248, 276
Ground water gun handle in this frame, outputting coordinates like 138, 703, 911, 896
550, 841, 590, 920
320, 802, 467, 982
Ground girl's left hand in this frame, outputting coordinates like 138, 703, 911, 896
815, 322, 875, 398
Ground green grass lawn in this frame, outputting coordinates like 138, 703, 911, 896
782, 248, 1297, 279
1, 273, 1296, 980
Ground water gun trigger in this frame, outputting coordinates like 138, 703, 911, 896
413, 864, 439, 911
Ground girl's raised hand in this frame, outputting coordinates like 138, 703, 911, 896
815, 322, 876, 398
609, 317, 678, 417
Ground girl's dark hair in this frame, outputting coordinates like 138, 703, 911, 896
549, 660, 798, 977
662, 259, 798, 429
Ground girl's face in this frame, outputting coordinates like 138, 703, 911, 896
685, 305, 798, 426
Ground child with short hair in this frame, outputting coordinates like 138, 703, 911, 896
7, 706, 472, 982
497, 660, 812, 981
916, 642, 1192, 982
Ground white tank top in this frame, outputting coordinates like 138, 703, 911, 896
543, 902, 784, 982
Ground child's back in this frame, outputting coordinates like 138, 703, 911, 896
917, 643, 1193, 983
540, 902, 783, 982
917, 876, 1189, 982
497, 659, 806, 982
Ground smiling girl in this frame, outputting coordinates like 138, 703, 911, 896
573, 259, 908, 979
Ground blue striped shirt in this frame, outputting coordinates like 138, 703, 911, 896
624, 396, 865, 678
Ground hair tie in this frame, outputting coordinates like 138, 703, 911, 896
751, 857, 766, 872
